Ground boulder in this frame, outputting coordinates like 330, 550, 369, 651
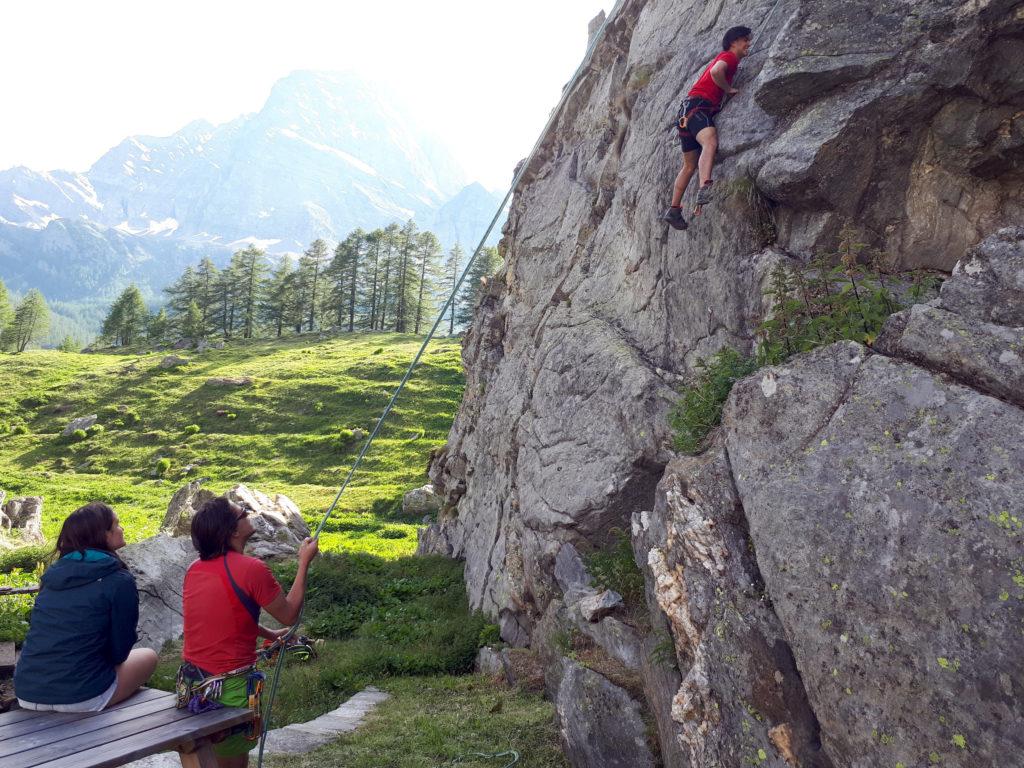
723, 342, 1024, 766
120, 534, 195, 651
555, 660, 657, 768
402, 484, 443, 518
577, 590, 623, 622
159, 355, 190, 369
161, 480, 310, 559
0, 497, 44, 543
61, 415, 97, 437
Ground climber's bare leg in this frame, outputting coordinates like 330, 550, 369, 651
671, 150, 700, 208
696, 126, 718, 187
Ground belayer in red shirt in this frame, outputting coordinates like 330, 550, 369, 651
663, 25, 752, 230
180, 496, 318, 767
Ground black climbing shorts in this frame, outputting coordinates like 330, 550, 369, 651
678, 99, 717, 153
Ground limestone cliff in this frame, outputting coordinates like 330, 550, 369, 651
421, 1, 1023, 766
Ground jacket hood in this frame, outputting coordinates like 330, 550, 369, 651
41, 550, 124, 591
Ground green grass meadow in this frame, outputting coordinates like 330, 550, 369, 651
0, 333, 463, 555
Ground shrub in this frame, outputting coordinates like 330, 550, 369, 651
670, 347, 757, 454
0, 545, 51, 574
377, 528, 408, 540
337, 428, 355, 447
183, 424, 200, 436
11, 424, 29, 436
584, 528, 646, 611
155, 458, 172, 475
123, 410, 142, 425
372, 347, 384, 355
478, 623, 502, 648
70, 428, 88, 442
86, 424, 104, 437
226, 413, 237, 421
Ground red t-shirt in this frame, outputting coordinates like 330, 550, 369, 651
687, 51, 740, 108
182, 551, 282, 674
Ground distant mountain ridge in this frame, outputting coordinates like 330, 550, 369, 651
0, 70, 505, 303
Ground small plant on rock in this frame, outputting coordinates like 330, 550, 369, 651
670, 347, 757, 454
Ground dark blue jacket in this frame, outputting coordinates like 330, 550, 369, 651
14, 549, 139, 705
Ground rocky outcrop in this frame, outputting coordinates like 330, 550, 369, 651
0, 496, 44, 544
61, 415, 97, 437
421, 0, 1024, 648
419, 1, 1024, 764
161, 481, 310, 559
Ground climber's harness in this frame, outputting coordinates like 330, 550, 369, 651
675, 96, 717, 135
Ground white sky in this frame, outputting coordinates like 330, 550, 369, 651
0, 0, 608, 190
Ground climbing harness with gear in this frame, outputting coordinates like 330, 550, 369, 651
175, 662, 266, 740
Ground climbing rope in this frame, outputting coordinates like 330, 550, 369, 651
254, 6, 623, 768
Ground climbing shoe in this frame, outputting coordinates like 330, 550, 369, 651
662, 206, 688, 231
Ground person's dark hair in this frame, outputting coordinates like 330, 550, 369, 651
723, 25, 752, 51
56, 502, 118, 559
191, 497, 241, 560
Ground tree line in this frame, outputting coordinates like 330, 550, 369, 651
0, 281, 54, 353
101, 221, 501, 347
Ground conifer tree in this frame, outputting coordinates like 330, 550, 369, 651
298, 239, 330, 332
58, 336, 79, 353
231, 246, 268, 339
393, 220, 420, 333
182, 300, 206, 340
194, 257, 220, 335
363, 230, 384, 331
148, 308, 170, 343
164, 266, 198, 327
101, 284, 148, 346
456, 247, 502, 328
329, 230, 364, 332
376, 224, 400, 331
4, 289, 50, 353
261, 256, 296, 338
413, 231, 441, 334
0, 278, 13, 341
443, 243, 464, 335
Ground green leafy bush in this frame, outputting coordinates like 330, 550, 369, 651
11, 424, 29, 436
669, 348, 758, 454
155, 457, 172, 475
226, 413, 237, 421
377, 528, 408, 540
584, 528, 646, 611
70, 428, 88, 442
0, 565, 43, 643
478, 623, 501, 648
87, 424, 105, 437
183, 424, 200, 436
337, 428, 355, 447
0, 545, 51, 574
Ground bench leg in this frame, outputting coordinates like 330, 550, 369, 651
178, 742, 220, 768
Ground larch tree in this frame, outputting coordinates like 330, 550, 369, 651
101, 284, 149, 346
442, 243, 464, 335
413, 230, 442, 334
231, 246, 268, 339
456, 246, 502, 328
5, 289, 51, 353
260, 256, 296, 338
299, 239, 330, 332
0, 279, 13, 342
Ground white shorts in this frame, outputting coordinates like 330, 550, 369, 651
18, 678, 118, 713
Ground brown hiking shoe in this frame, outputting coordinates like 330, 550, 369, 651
662, 206, 688, 231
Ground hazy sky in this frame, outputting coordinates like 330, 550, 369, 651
0, 0, 608, 189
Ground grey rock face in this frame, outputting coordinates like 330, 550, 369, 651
556, 660, 657, 768
424, 0, 1024, 649
723, 344, 1024, 767
120, 533, 194, 651
61, 415, 97, 437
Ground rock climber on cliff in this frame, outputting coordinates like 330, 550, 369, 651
662, 25, 752, 230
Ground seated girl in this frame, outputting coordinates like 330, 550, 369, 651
14, 502, 158, 712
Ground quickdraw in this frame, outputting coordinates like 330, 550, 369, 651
176, 662, 266, 740
259, 634, 320, 664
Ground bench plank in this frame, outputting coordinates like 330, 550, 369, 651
0, 689, 170, 736
0, 694, 177, 757
30, 706, 252, 768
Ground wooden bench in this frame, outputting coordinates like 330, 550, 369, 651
0, 687, 253, 768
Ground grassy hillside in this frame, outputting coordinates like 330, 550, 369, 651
0, 333, 463, 556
